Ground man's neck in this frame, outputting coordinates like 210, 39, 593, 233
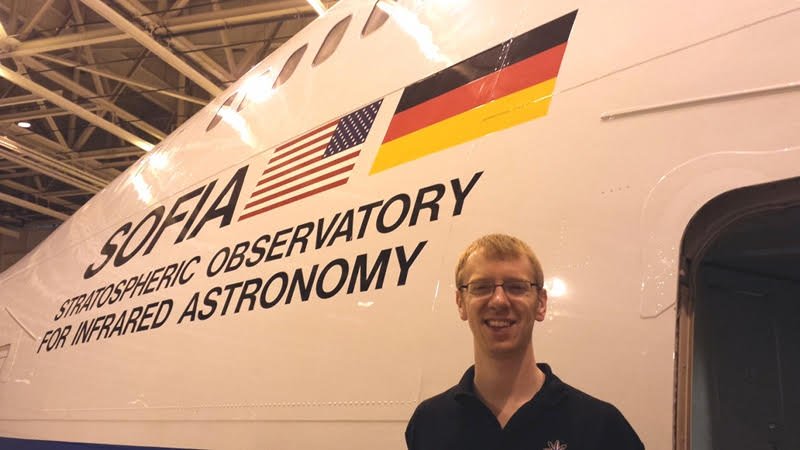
472, 349, 545, 427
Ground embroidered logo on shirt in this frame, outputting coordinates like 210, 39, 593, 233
544, 441, 567, 450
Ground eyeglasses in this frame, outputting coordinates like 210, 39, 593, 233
459, 280, 539, 298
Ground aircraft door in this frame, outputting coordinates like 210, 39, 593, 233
677, 179, 800, 450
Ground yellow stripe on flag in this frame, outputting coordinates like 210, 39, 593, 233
370, 78, 557, 174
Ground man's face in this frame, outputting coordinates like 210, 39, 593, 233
456, 251, 547, 359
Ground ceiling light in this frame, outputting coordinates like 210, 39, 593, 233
307, 0, 326, 15
17, 121, 31, 128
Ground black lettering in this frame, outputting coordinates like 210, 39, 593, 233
73, 320, 91, 345
356, 200, 383, 239
315, 213, 341, 249
328, 209, 354, 246
179, 256, 200, 284
125, 306, 144, 334
220, 282, 242, 316
159, 262, 179, 290
88, 316, 104, 341
37, 330, 53, 353
199, 287, 221, 320
136, 302, 160, 332
410, 183, 446, 226
177, 181, 216, 243
246, 234, 270, 267
235, 278, 262, 313
143, 186, 205, 255
260, 272, 288, 309
68, 294, 85, 317
348, 248, 391, 293
144, 267, 165, 295
151, 299, 172, 329
266, 227, 292, 261
286, 223, 313, 257
208, 246, 230, 277
226, 241, 250, 272
377, 194, 410, 233
84, 222, 131, 279
451, 171, 483, 216
114, 206, 165, 267
188, 165, 248, 239
99, 313, 116, 338
95, 285, 115, 309
286, 266, 318, 304
53, 299, 70, 321
178, 292, 200, 324
396, 241, 427, 285
109, 310, 128, 337
316, 258, 348, 299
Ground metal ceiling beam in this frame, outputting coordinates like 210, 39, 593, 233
0, 138, 107, 193
0, 62, 155, 151
18, 0, 56, 40
34, 53, 208, 105
211, 0, 236, 75
13, 59, 70, 149
3, 122, 69, 154
0, 180, 81, 210
0, 190, 69, 221
0, 224, 20, 239
235, 22, 283, 78
80, 0, 222, 96
115, 0, 233, 85
70, 0, 110, 103
74, 145, 144, 160
38, 188, 86, 198
1, 1, 312, 57
21, 57, 166, 142
0, 93, 60, 108
0, 103, 100, 122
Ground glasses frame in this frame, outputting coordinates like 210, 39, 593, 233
458, 280, 540, 298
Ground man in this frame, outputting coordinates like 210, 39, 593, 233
405, 234, 644, 449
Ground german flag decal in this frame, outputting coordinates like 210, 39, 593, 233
370, 10, 577, 174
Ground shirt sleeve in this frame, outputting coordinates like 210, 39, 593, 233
599, 405, 645, 449
405, 406, 419, 450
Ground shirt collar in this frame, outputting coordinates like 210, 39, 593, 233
452, 363, 566, 407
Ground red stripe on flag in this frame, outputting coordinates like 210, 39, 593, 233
271, 130, 336, 162
260, 143, 328, 179
251, 151, 360, 197
244, 164, 355, 210
239, 178, 349, 221
276, 119, 338, 152
383, 43, 567, 143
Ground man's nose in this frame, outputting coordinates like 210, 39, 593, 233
487, 285, 511, 307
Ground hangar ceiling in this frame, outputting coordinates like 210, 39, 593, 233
0, 0, 332, 241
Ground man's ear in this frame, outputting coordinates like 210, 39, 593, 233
535, 288, 548, 321
456, 289, 468, 321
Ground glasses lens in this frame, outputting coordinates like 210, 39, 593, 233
505, 281, 531, 296
468, 281, 493, 297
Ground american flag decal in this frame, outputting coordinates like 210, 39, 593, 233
239, 100, 383, 221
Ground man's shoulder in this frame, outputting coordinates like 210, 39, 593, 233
411, 384, 461, 417
552, 377, 643, 447
560, 381, 618, 412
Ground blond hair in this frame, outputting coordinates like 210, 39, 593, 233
455, 234, 543, 286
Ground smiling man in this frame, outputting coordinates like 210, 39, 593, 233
405, 234, 644, 450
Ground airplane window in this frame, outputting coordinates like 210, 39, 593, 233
313, 15, 352, 67
361, 0, 393, 37
205, 94, 237, 132
273, 44, 307, 89
237, 68, 272, 112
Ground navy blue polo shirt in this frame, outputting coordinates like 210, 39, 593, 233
405, 364, 644, 450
